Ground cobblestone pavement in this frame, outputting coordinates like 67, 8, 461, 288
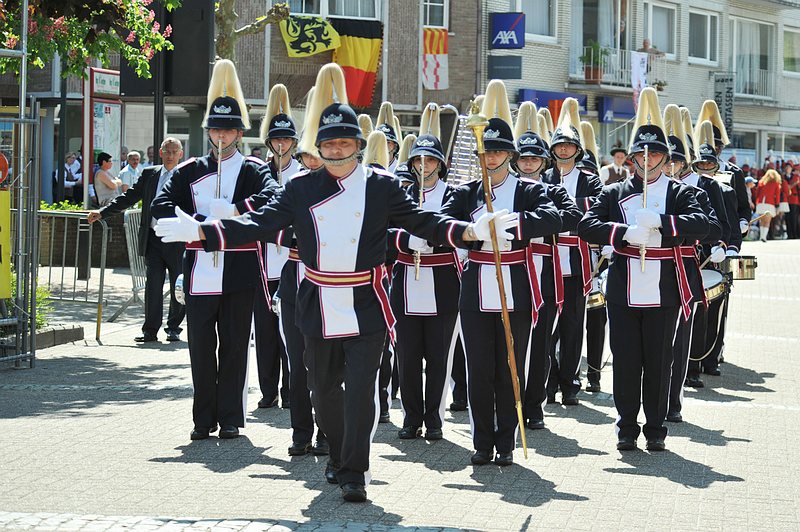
1, 241, 799, 531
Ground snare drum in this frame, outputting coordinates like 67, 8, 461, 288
720, 255, 757, 280
587, 270, 609, 309
702, 269, 726, 302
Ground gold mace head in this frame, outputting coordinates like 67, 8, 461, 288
466, 100, 489, 133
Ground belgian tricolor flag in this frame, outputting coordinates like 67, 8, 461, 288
329, 18, 383, 108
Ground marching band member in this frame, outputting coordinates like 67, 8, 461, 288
390, 104, 461, 441
395, 133, 417, 188
542, 99, 603, 405
443, 80, 561, 464
663, 109, 724, 420
578, 122, 608, 394
156, 63, 505, 502
151, 59, 277, 441
376, 101, 402, 174
278, 87, 328, 456
513, 101, 582, 429
253, 84, 301, 410
578, 88, 709, 452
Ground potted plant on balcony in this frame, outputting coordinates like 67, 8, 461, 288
653, 80, 668, 91
579, 40, 609, 85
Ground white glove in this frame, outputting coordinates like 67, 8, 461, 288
740, 220, 749, 235
472, 209, 518, 241
725, 248, 739, 257
623, 225, 652, 246
635, 208, 662, 229
155, 207, 202, 243
408, 235, 433, 253
601, 245, 614, 259
209, 199, 236, 219
174, 274, 185, 305
456, 248, 469, 263
709, 246, 726, 263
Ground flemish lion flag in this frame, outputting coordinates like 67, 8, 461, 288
423, 28, 449, 90
329, 18, 383, 108
279, 15, 340, 58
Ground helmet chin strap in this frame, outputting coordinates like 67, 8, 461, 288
633, 154, 666, 179
210, 137, 239, 159
487, 155, 511, 176
320, 151, 361, 167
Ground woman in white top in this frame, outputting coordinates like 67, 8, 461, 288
93, 152, 122, 206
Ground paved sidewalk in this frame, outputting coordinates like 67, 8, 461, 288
1, 241, 800, 531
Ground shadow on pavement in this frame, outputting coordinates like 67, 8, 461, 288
151, 436, 272, 474
667, 421, 751, 447
547, 398, 617, 426
605, 451, 745, 488
527, 429, 607, 458
715, 361, 776, 394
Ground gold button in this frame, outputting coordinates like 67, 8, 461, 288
355, 212, 361, 217
321, 242, 327, 247
318, 215, 324, 221
350, 238, 356, 243
654, 202, 659, 207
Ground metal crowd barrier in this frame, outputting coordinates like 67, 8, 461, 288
107, 209, 146, 322
37, 210, 108, 340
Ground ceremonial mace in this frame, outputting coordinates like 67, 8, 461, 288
275, 145, 284, 254
640, 145, 649, 272
414, 151, 426, 280
466, 101, 528, 459
213, 135, 225, 268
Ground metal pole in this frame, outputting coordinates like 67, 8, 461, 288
56, 60, 67, 202
152, 3, 166, 166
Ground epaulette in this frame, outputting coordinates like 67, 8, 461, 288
174, 157, 197, 171
246, 155, 266, 165
286, 169, 311, 180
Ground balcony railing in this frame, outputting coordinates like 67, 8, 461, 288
734, 68, 775, 99
570, 46, 667, 90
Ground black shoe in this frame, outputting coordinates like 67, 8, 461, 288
258, 396, 279, 408
324, 462, 340, 484
449, 400, 467, 411
562, 393, 579, 406
546, 394, 557, 404
685, 375, 705, 388
617, 437, 637, 451
398, 426, 421, 439
219, 425, 239, 439
190, 427, 210, 440
134, 334, 157, 343
378, 411, 391, 424
526, 419, 545, 430
471, 450, 492, 465
585, 382, 601, 393
166, 331, 181, 342
703, 366, 721, 376
341, 482, 367, 503
646, 438, 666, 452
424, 428, 443, 440
312, 436, 329, 456
281, 399, 291, 409
666, 410, 683, 423
494, 452, 513, 466
288, 441, 312, 456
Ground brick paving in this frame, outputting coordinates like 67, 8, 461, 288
1, 241, 799, 531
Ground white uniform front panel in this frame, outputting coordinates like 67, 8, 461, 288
310, 165, 368, 338
188, 151, 243, 295
558, 167, 580, 276
267, 159, 304, 280
404, 179, 446, 315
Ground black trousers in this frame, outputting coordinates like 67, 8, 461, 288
524, 299, 557, 423
450, 333, 467, 405
279, 301, 323, 444
548, 276, 586, 395
788, 204, 800, 239
607, 302, 678, 441
461, 310, 531, 454
671, 303, 703, 413
378, 337, 394, 414
395, 312, 458, 429
253, 280, 289, 404
585, 305, 607, 385
185, 289, 255, 429
143, 230, 185, 336
704, 290, 729, 370
304, 330, 386, 486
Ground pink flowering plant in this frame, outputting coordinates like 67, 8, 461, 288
0, 0, 181, 78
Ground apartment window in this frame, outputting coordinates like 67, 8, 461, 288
730, 18, 774, 97
283, 0, 378, 18
517, 0, 556, 39
423, 0, 448, 28
643, 2, 676, 57
784, 30, 800, 74
689, 11, 718, 63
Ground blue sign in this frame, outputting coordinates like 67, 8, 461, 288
597, 96, 636, 123
490, 12, 525, 49
518, 89, 587, 112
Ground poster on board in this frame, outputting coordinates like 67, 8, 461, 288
92, 100, 122, 175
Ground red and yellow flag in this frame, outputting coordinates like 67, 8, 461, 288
330, 19, 383, 108
423, 28, 449, 90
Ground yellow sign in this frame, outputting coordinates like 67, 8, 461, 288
0, 189, 10, 298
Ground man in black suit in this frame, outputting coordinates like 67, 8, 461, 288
88, 137, 186, 343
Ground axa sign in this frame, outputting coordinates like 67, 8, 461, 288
490, 12, 525, 50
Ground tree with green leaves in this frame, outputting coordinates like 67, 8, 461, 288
0, 0, 182, 78
215, 1, 289, 61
